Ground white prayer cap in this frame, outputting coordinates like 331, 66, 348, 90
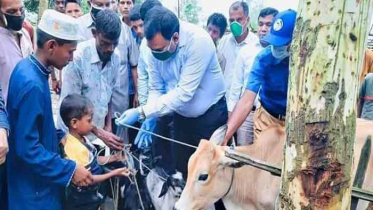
38, 9, 79, 41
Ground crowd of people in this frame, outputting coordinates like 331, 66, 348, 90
0, 0, 372, 209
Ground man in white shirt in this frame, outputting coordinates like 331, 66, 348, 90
57, 10, 122, 142
116, 6, 227, 178
228, 7, 278, 145
218, 1, 259, 98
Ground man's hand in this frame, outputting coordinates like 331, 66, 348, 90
134, 118, 156, 149
72, 164, 93, 187
51, 79, 61, 94
0, 128, 8, 165
92, 126, 124, 151
115, 108, 140, 126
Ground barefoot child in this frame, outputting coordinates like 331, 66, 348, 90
60, 94, 130, 210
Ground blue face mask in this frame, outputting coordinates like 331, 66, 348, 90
151, 39, 177, 61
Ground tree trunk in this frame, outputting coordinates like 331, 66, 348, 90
279, 0, 373, 209
38, 0, 49, 23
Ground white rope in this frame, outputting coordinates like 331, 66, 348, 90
133, 173, 146, 210
116, 122, 198, 149
128, 152, 167, 182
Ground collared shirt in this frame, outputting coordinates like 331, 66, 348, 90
143, 21, 226, 118
0, 84, 8, 131
359, 73, 373, 120
138, 39, 152, 106
77, 13, 95, 41
112, 22, 139, 115
7, 55, 76, 210
0, 27, 33, 103
218, 31, 259, 98
57, 39, 120, 136
246, 46, 290, 116
228, 42, 263, 112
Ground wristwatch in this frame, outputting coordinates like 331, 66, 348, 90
138, 106, 146, 123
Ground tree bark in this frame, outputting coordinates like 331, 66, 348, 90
279, 0, 373, 209
38, 0, 49, 23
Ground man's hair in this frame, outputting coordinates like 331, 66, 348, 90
95, 9, 122, 40
36, 28, 75, 48
258, 7, 279, 20
130, 5, 141, 22
60, 94, 94, 128
65, 0, 81, 7
140, 0, 162, 21
207, 13, 227, 38
144, 6, 179, 41
230, 1, 249, 17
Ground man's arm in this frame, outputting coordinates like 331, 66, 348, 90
104, 100, 113, 132
223, 55, 265, 145
0, 84, 9, 165
224, 90, 257, 145
131, 66, 139, 107
143, 36, 215, 118
128, 27, 140, 108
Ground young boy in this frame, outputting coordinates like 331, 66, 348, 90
60, 94, 130, 209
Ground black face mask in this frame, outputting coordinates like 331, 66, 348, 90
90, 5, 103, 21
2, 12, 25, 31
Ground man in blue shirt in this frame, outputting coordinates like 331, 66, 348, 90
117, 6, 227, 177
223, 9, 297, 145
0, 84, 9, 210
6, 10, 94, 210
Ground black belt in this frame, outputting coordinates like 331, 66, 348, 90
263, 106, 285, 120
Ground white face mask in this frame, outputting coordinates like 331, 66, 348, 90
271, 45, 290, 60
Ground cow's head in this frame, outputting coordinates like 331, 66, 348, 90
174, 140, 244, 210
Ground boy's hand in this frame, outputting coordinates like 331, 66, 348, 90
111, 168, 131, 177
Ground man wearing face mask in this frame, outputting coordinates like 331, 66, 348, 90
223, 9, 297, 146
116, 6, 227, 178
0, 0, 33, 104
218, 1, 259, 99
228, 7, 278, 146
76, 0, 112, 41
57, 10, 123, 145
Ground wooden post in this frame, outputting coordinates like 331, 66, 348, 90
279, 0, 373, 209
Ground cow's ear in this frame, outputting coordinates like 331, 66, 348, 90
220, 157, 245, 168
159, 177, 172, 198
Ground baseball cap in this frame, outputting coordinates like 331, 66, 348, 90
262, 9, 297, 47
38, 9, 80, 41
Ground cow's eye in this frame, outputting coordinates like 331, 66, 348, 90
198, 174, 209, 181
